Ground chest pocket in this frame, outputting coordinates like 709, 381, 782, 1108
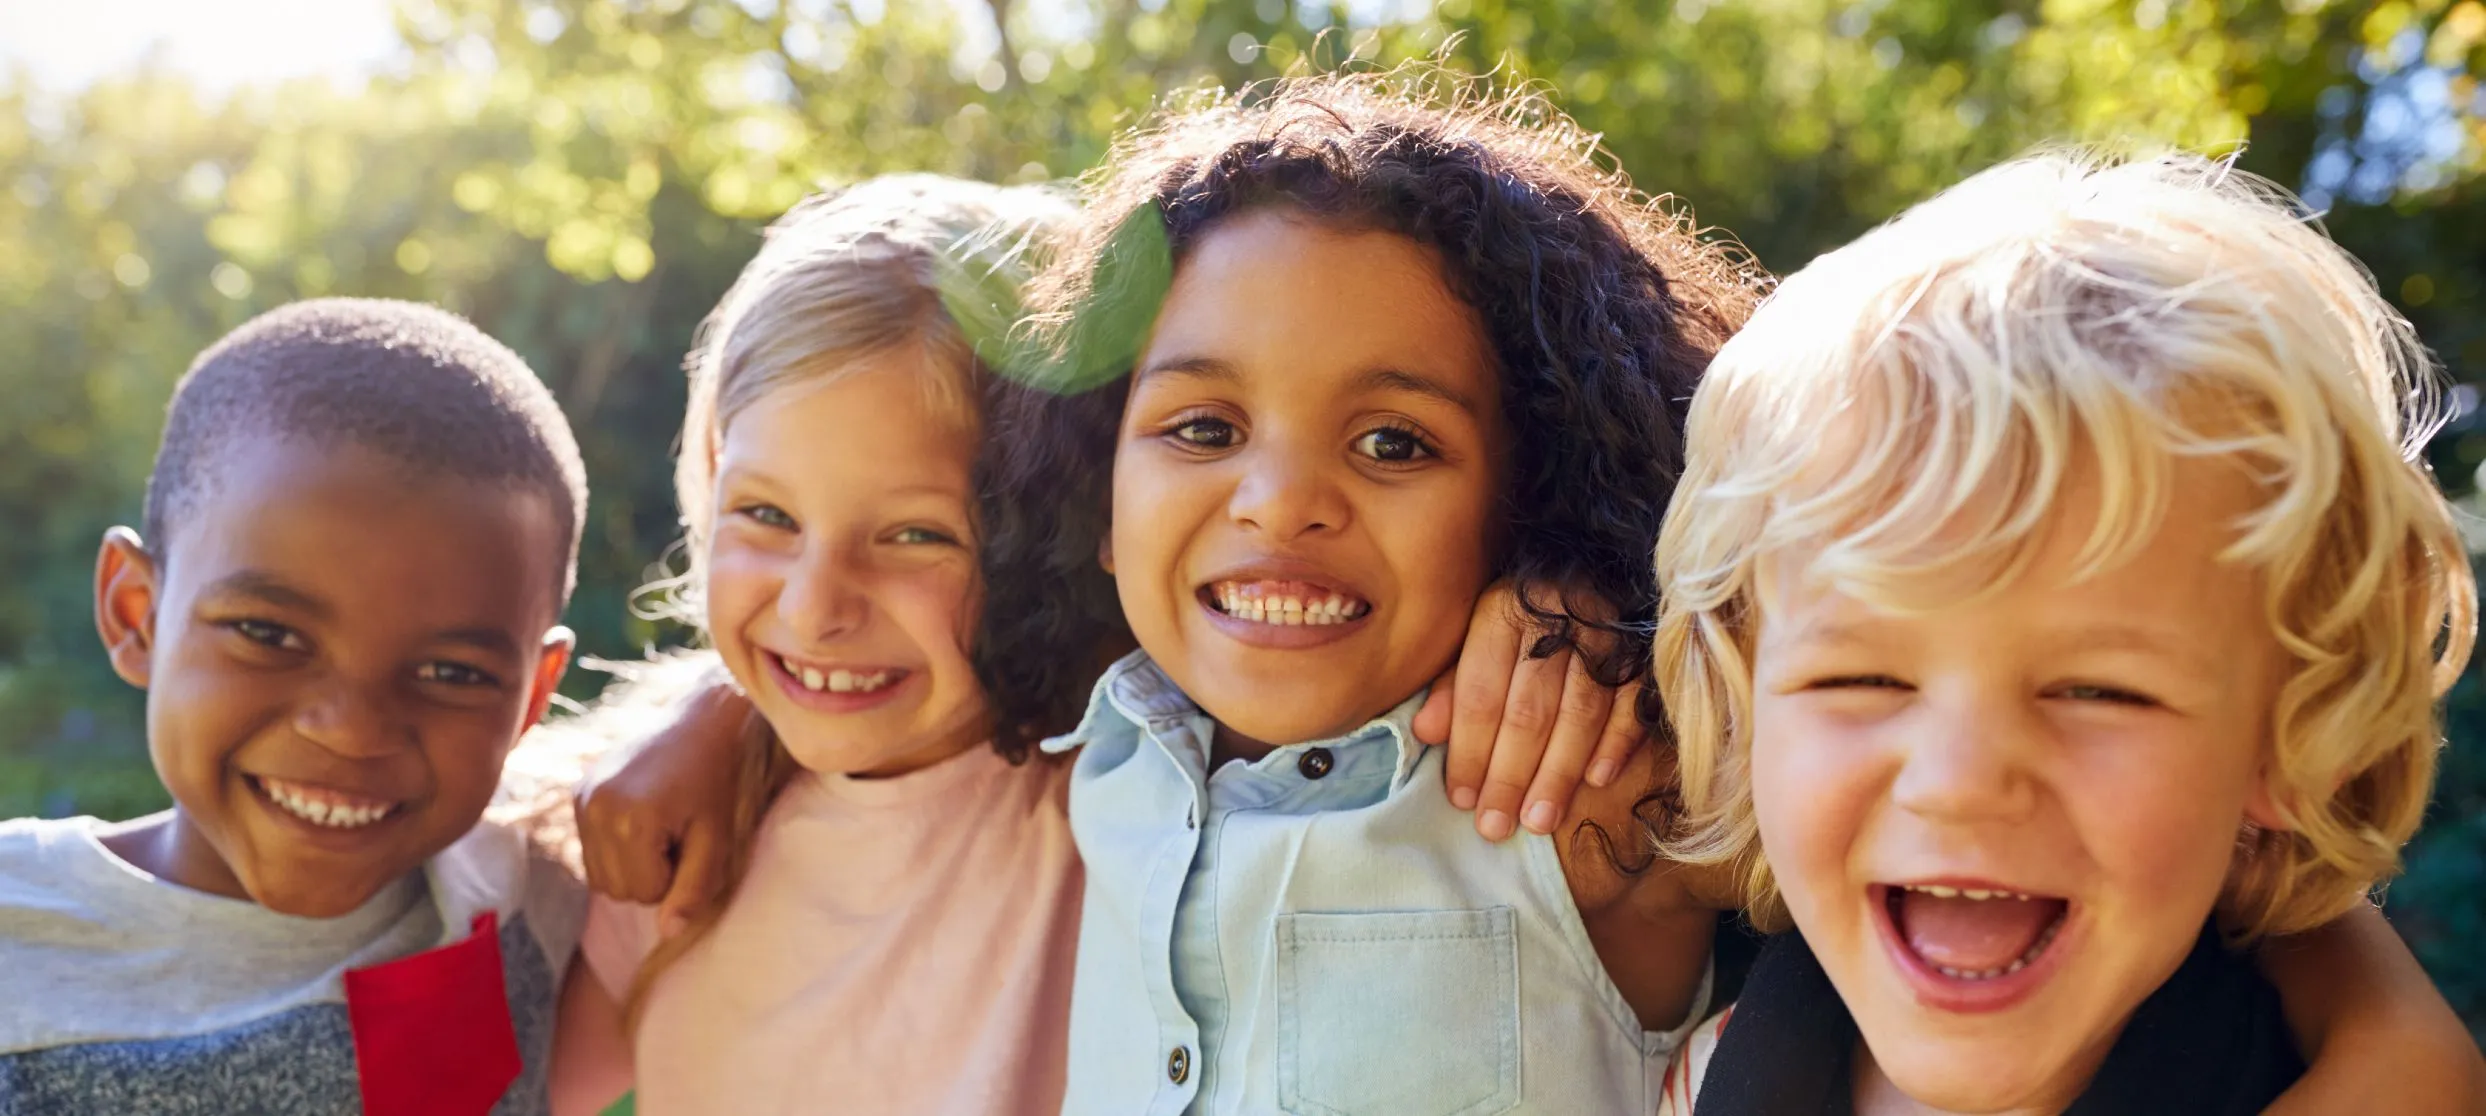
1275, 907, 1521, 1116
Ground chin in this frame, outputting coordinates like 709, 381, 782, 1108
1873, 1035, 2069, 1113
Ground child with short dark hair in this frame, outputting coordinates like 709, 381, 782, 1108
0, 298, 587, 1116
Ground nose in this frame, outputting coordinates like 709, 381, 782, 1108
1226, 436, 1350, 542
291, 673, 409, 759
777, 536, 870, 641
1888, 688, 2040, 824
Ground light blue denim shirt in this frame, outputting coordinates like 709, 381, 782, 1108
1045, 651, 1710, 1116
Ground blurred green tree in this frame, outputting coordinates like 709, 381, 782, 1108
2, 0, 2481, 1031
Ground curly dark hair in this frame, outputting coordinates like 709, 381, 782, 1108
975, 70, 1764, 755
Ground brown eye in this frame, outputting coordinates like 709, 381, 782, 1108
1352, 425, 1434, 463
416, 661, 499, 688
1169, 417, 1238, 449
230, 619, 307, 651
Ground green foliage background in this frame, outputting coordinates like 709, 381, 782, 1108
5, 0, 2485, 1032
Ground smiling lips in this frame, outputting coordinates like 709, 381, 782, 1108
1886, 883, 2071, 980
252, 775, 399, 830
1205, 579, 1372, 626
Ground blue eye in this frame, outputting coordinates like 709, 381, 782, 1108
737, 503, 796, 530
2059, 683, 2157, 707
1353, 425, 1434, 463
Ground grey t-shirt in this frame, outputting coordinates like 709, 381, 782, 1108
0, 815, 582, 1115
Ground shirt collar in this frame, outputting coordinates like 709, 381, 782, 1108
1044, 650, 1435, 790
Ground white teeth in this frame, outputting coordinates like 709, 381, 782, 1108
260, 779, 392, 830
781, 656, 896, 695
1963, 888, 1994, 900
1920, 885, 1959, 899
1209, 583, 1370, 626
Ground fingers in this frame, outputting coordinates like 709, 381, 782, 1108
658, 818, 729, 940
1584, 679, 1648, 790
1515, 651, 1617, 834
1472, 644, 1573, 840
1413, 666, 1457, 747
574, 780, 676, 906
1442, 585, 1525, 814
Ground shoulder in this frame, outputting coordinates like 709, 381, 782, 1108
428, 818, 587, 977
0, 816, 113, 912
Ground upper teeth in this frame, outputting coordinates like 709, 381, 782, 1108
260, 778, 392, 829
1211, 583, 1369, 626
782, 658, 895, 694
1904, 884, 2033, 901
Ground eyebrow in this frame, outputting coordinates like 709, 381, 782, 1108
431, 627, 523, 660
1135, 356, 1480, 412
715, 464, 968, 502
199, 570, 328, 618
1134, 355, 1239, 387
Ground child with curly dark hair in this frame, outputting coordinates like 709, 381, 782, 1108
974, 73, 2486, 1115
973, 71, 1761, 1113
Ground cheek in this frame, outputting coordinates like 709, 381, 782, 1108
149, 632, 261, 781
2062, 724, 2256, 903
1750, 699, 1874, 901
886, 568, 979, 668
1375, 479, 1497, 612
702, 540, 783, 630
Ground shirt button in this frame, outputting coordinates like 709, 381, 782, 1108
1297, 747, 1335, 780
1167, 1044, 1191, 1085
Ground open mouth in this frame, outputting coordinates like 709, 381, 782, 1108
1883, 882, 2071, 981
769, 653, 905, 695
247, 775, 401, 831
1201, 579, 1373, 626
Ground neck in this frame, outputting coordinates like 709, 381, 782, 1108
1850, 1038, 2082, 1116
843, 725, 987, 780
97, 810, 248, 902
1208, 722, 1277, 767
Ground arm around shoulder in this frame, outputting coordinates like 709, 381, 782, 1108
2257, 903, 2486, 1115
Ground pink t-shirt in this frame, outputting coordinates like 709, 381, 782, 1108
581, 744, 1081, 1115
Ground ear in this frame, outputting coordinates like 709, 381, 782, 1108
94, 527, 160, 690
522, 626, 576, 728
1097, 533, 1115, 576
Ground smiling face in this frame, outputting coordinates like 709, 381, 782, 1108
1111, 208, 1507, 754
97, 440, 572, 918
1747, 461, 2288, 1112
703, 351, 989, 778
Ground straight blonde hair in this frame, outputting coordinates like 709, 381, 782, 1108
1653, 150, 2476, 939
623, 174, 1070, 1029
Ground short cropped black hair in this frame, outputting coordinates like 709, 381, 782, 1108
142, 298, 587, 603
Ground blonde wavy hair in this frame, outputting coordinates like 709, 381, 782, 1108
1652, 150, 2476, 940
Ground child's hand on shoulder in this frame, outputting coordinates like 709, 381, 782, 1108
1414, 580, 1648, 842
574, 678, 752, 937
